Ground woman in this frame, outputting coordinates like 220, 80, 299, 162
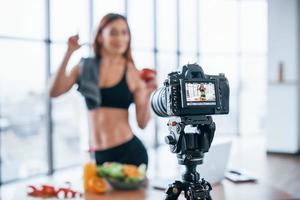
49, 13, 156, 167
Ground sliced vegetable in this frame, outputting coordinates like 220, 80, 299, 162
87, 176, 107, 193
83, 162, 108, 193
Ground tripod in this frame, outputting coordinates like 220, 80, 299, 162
163, 115, 216, 200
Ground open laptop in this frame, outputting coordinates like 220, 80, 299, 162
151, 138, 232, 190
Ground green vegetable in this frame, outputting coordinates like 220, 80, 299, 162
97, 162, 125, 180
126, 176, 143, 183
96, 162, 146, 183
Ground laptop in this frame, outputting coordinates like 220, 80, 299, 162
150, 138, 232, 190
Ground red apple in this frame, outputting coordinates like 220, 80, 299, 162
140, 68, 156, 82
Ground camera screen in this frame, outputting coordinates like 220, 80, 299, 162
185, 82, 216, 106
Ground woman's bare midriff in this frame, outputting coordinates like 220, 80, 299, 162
88, 107, 134, 150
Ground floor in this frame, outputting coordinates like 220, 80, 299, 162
228, 136, 300, 198
1, 135, 300, 199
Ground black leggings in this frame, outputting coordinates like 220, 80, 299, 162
95, 135, 148, 167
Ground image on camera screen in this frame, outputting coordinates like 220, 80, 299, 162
185, 82, 216, 105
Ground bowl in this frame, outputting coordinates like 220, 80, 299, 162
105, 177, 146, 190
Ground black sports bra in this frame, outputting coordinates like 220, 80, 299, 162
97, 65, 134, 109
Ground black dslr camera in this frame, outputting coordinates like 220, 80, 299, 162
151, 63, 229, 117
151, 64, 230, 200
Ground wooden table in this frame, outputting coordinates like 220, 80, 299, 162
10, 137, 298, 200
84, 179, 295, 200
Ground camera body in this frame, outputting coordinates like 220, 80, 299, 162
151, 63, 230, 117
150, 64, 230, 199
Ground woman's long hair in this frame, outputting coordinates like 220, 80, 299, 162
93, 13, 134, 63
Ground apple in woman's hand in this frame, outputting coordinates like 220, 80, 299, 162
139, 68, 156, 82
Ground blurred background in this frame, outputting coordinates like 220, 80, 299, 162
1, 0, 299, 198
0, 0, 267, 184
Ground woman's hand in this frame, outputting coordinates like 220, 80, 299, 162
67, 35, 81, 53
144, 74, 157, 96
139, 68, 157, 96
49, 35, 81, 97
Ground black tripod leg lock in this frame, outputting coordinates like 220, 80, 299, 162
165, 181, 184, 200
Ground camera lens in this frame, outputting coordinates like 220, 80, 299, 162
151, 87, 168, 117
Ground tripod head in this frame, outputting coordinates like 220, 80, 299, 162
164, 115, 216, 200
165, 115, 215, 165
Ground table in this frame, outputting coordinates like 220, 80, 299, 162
83, 179, 295, 200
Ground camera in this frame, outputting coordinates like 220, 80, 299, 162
151, 63, 230, 117
151, 64, 230, 199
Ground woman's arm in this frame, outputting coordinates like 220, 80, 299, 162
129, 64, 157, 129
134, 83, 151, 129
49, 35, 81, 97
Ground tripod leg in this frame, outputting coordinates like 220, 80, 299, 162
164, 181, 183, 200
184, 179, 212, 200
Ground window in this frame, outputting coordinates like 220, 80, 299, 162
157, 52, 177, 144
0, 40, 47, 182
179, 0, 198, 53
50, 0, 89, 43
50, 43, 90, 169
199, 55, 239, 135
199, 0, 238, 54
240, 56, 267, 135
128, 0, 154, 50
180, 53, 198, 67
240, 0, 267, 54
239, 0, 268, 135
132, 49, 154, 69
156, 0, 177, 51
93, 0, 125, 29
0, 0, 45, 39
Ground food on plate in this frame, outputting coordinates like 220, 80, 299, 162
97, 162, 147, 190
